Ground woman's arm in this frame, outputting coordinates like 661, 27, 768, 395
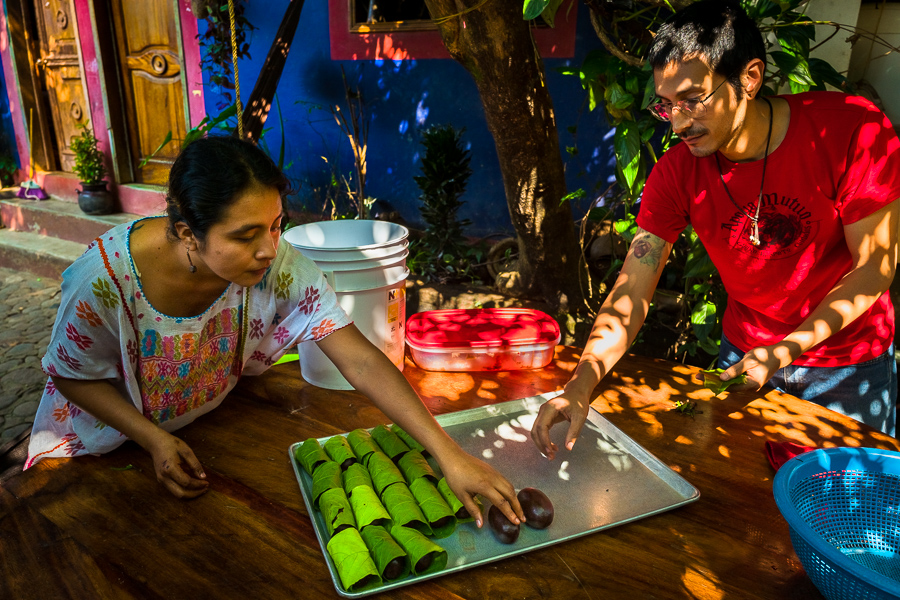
315, 326, 525, 528
51, 377, 208, 498
531, 227, 673, 458
722, 198, 899, 387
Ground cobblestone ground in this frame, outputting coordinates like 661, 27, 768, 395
0, 267, 60, 444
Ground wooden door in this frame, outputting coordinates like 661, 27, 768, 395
32, 0, 89, 173
108, 0, 187, 185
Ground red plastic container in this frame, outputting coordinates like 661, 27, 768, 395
405, 308, 561, 372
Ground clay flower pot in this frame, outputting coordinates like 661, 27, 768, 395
78, 181, 114, 215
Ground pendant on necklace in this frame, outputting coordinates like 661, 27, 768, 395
749, 220, 761, 246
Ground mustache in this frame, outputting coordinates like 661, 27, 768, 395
677, 126, 707, 139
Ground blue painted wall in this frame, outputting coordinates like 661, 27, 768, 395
0, 52, 21, 180
199, 2, 615, 236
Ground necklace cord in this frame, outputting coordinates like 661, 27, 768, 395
714, 96, 774, 246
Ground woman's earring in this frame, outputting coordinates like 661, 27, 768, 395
187, 249, 197, 274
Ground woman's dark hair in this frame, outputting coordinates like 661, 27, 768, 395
647, 0, 766, 99
166, 135, 291, 240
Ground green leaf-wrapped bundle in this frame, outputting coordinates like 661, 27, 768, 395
311, 460, 342, 507
390, 423, 427, 455
371, 424, 410, 462
342, 462, 373, 497
349, 485, 392, 530
437, 477, 479, 522
390, 524, 448, 576
381, 483, 432, 535
700, 368, 748, 397
326, 527, 382, 592
360, 525, 410, 581
347, 428, 380, 466
366, 451, 406, 495
319, 487, 356, 537
398, 450, 438, 485
324, 435, 357, 470
410, 478, 457, 538
295, 438, 329, 476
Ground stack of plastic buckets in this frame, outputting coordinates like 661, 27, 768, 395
283, 220, 409, 390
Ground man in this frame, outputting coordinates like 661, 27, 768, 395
532, 0, 900, 456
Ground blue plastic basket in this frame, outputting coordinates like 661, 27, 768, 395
773, 447, 900, 600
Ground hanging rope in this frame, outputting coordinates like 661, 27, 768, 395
227, 0, 243, 138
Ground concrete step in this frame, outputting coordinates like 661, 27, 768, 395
0, 196, 135, 246
0, 227, 87, 280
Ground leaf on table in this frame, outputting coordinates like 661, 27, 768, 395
700, 368, 748, 397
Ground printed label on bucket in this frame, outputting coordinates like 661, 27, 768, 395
385, 287, 406, 368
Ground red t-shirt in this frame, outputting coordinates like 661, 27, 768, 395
637, 92, 900, 366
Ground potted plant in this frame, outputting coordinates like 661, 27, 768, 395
70, 123, 113, 215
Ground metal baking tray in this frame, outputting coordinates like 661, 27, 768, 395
288, 391, 700, 598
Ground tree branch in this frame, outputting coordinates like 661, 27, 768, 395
588, 9, 645, 68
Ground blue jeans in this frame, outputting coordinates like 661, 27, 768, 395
718, 334, 897, 437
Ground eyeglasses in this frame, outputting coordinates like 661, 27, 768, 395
648, 78, 728, 122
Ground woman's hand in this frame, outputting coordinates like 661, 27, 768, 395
146, 431, 209, 499
437, 448, 525, 529
530, 390, 591, 460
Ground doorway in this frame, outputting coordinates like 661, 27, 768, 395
7, 0, 190, 186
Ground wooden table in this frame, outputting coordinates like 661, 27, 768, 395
3, 348, 898, 599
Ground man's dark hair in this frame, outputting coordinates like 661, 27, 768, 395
647, 0, 766, 99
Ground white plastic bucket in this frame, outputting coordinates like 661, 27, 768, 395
283, 220, 409, 261
285, 220, 409, 390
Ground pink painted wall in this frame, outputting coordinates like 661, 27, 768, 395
73, 0, 113, 180
179, 0, 206, 128
0, 7, 31, 181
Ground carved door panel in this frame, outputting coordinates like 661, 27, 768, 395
109, 0, 186, 185
32, 0, 89, 173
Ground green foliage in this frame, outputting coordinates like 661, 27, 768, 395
412, 125, 478, 282
528, 0, 851, 364
70, 124, 106, 183
0, 152, 16, 186
197, 0, 255, 110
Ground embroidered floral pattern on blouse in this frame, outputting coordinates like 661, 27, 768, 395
273, 326, 290, 344
75, 300, 103, 326
91, 278, 120, 309
65, 323, 94, 350
138, 307, 240, 425
56, 345, 82, 371
249, 318, 264, 339
312, 318, 337, 340
275, 272, 293, 300
298, 286, 321, 315
52, 402, 81, 422
63, 433, 85, 456
127, 339, 139, 367
250, 350, 273, 366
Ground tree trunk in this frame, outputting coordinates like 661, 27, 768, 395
424, 0, 585, 312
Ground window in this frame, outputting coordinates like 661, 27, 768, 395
330, 0, 577, 60
352, 0, 434, 32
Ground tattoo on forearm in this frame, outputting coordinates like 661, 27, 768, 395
629, 228, 666, 270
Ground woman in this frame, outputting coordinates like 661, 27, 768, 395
26, 136, 523, 528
